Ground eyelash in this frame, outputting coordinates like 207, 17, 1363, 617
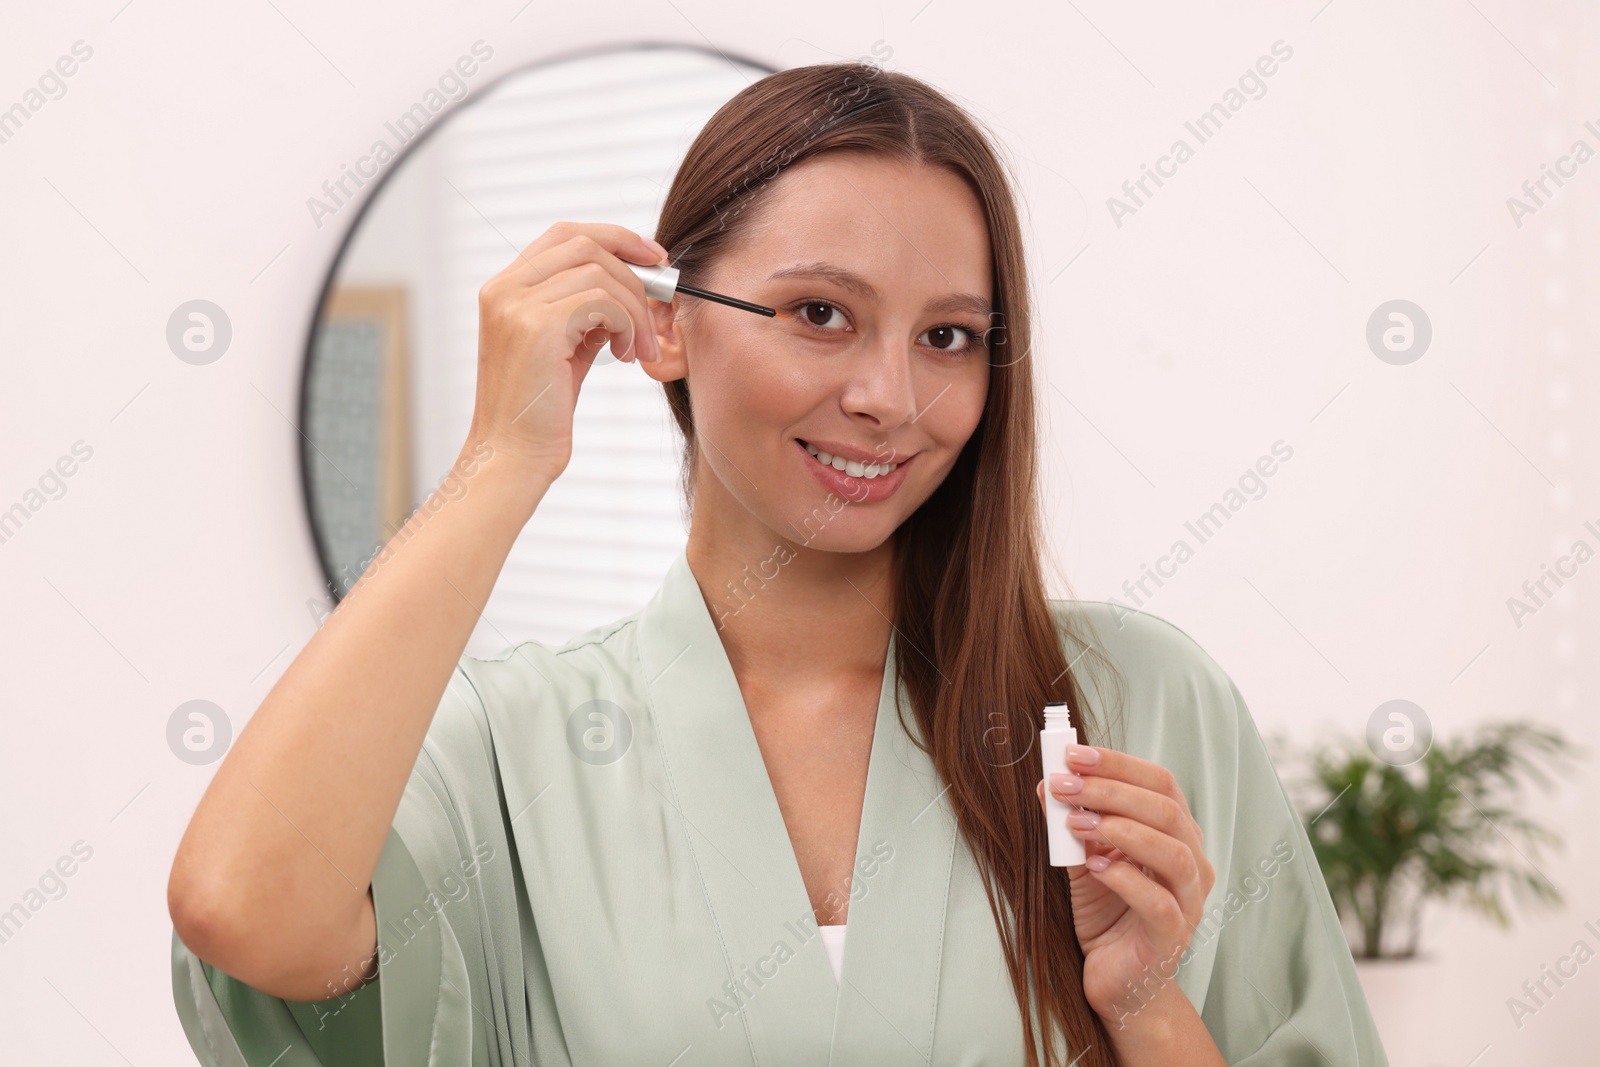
784, 299, 987, 355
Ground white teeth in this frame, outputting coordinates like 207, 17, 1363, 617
801, 441, 900, 480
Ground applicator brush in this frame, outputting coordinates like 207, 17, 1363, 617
625, 260, 789, 319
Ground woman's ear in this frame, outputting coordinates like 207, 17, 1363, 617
638, 297, 688, 382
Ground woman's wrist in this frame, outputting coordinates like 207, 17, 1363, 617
1097, 981, 1225, 1066
450, 435, 561, 526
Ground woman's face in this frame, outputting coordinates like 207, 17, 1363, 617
648, 152, 994, 556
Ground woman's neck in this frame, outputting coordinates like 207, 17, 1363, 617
684, 516, 895, 692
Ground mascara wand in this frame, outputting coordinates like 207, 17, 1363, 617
625, 261, 788, 319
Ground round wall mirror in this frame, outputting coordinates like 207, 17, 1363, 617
300, 45, 771, 653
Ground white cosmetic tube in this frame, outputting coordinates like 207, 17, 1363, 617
1040, 702, 1087, 866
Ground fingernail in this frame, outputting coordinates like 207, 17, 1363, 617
1086, 854, 1111, 872
1067, 744, 1099, 766
650, 239, 670, 262
1049, 772, 1083, 794
1067, 810, 1100, 829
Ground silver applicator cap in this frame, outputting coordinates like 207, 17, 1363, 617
625, 260, 680, 302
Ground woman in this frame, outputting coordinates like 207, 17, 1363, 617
167, 63, 1388, 1066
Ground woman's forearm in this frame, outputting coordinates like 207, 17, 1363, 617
167, 440, 551, 998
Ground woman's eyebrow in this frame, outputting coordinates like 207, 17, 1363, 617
766, 262, 992, 317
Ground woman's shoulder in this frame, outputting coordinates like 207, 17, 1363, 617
1048, 598, 1229, 679
1046, 597, 1246, 752
404, 608, 651, 804
455, 608, 646, 691
424, 607, 650, 749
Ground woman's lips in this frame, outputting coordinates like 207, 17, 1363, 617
795, 438, 914, 503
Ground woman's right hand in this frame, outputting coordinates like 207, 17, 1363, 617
467, 220, 669, 480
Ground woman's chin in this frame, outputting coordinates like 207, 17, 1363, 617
774, 516, 897, 557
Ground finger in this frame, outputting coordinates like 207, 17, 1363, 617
1084, 857, 1192, 953
549, 289, 638, 364
1038, 777, 1085, 817
494, 226, 663, 361
497, 221, 666, 288
1037, 779, 1075, 807
540, 236, 662, 361
1048, 773, 1197, 853
1041, 779, 1101, 876
510, 249, 655, 362
1049, 771, 1190, 838
1069, 813, 1209, 918
1063, 746, 1193, 818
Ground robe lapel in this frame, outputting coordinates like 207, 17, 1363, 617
637, 549, 956, 1065
827, 614, 959, 1066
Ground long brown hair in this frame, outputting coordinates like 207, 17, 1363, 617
654, 61, 1127, 1067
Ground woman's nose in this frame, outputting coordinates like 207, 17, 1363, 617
839, 338, 920, 427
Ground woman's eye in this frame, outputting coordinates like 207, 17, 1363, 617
920, 324, 983, 354
794, 301, 847, 331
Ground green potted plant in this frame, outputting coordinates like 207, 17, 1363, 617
1277, 719, 1583, 960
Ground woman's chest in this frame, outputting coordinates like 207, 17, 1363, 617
492, 693, 1032, 1065
745, 689, 880, 926
506, 785, 1033, 1066
472, 621, 1037, 1064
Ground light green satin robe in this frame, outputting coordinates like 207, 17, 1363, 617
170, 548, 1389, 1065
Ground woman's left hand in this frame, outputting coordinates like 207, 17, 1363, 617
1036, 744, 1215, 1025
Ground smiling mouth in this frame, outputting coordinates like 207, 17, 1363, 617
795, 439, 906, 480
